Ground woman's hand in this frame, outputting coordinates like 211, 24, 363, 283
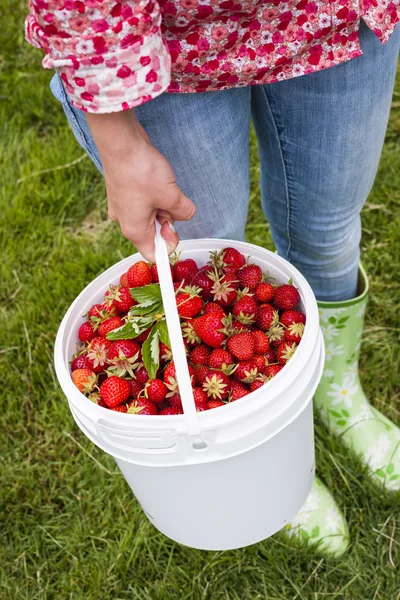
86, 109, 196, 262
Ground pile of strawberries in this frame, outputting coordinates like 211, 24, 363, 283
70, 247, 306, 415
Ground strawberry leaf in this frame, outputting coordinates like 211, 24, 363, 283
128, 300, 163, 317
142, 325, 160, 380
106, 317, 153, 340
130, 284, 162, 305
157, 319, 171, 349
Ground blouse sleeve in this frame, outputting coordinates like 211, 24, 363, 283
25, 0, 171, 113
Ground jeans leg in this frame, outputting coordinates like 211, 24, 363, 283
51, 75, 252, 242
251, 22, 400, 301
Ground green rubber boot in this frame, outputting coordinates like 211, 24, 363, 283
284, 476, 349, 557
315, 264, 400, 490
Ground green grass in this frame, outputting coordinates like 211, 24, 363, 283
1, 3, 400, 598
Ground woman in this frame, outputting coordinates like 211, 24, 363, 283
26, 0, 400, 556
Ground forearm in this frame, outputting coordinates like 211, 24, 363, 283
86, 109, 143, 160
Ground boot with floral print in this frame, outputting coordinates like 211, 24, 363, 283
315, 264, 400, 490
284, 476, 349, 557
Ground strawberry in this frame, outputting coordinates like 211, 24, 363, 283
127, 398, 157, 415
237, 264, 262, 292
97, 397, 108, 408
265, 364, 284, 378
127, 261, 153, 288
280, 310, 306, 328
107, 285, 136, 314
253, 354, 267, 374
208, 349, 234, 371
210, 271, 239, 307
191, 266, 214, 299
194, 365, 213, 386
108, 340, 141, 361
264, 347, 277, 365
86, 337, 113, 373
192, 313, 226, 349
176, 289, 203, 318
151, 262, 173, 283
206, 399, 225, 410
252, 329, 270, 354
235, 359, 259, 383
231, 319, 249, 332
249, 374, 271, 391
285, 322, 305, 344
99, 316, 124, 337
71, 369, 97, 393
229, 380, 250, 402
160, 342, 173, 363
189, 345, 212, 366
232, 295, 258, 324
181, 320, 201, 346
99, 376, 131, 408
107, 340, 142, 377
203, 302, 226, 317
192, 387, 208, 410
136, 327, 151, 344
112, 404, 128, 413
119, 272, 129, 287
221, 247, 246, 269
145, 379, 168, 404
173, 259, 198, 282
168, 393, 183, 410
267, 324, 285, 348
256, 304, 279, 331
163, 361, 195, 395
88, 303, 116, 320
273, 284, 300, 310
159, 406, 183, 415
203, 371, 231, 400
276, 341, 298, 365
227, 332, 255, 361
71, 355, 92, 372
130, 379, 143, 398
135, 365, 150, 385
255, 282, 275, 303
78, 321, 96, 343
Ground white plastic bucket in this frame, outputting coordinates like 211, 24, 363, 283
54, 230, 324, 550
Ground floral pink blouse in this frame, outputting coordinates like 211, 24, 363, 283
26, 0, 399, 114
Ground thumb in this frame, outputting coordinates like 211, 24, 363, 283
167, 187, 196, 222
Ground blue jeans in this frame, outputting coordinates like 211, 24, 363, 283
51, 22, 399, 302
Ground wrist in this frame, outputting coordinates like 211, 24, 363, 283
86, 109, 143, 158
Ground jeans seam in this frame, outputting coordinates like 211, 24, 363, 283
259, 86, 293, 260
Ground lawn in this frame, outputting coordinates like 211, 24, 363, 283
1, 3, 400, 599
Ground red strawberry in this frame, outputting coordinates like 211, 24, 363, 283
256, 304, 279, 331
109, 285, 136, 313
232, 295, 258, 324
276, 341, 298, 365
99, 316, 124, 337
127, 261, 153, 288
163, 361, 195, 395
255, 282, 275, 303
265, 364, 284, 378
159, 406, 183, 415
267, 324, 286, 348
176, 290, 203, 318
191, 266, 214, 299
181, 320, 201, 346
249, 374, 271, 392
192, 387, 208, 410
192, 313, 226, 349
203, 302, 226, 317
210, 271, 239, 306
107, 340, 142, 377
189, 345, 212, 366
253, 354, 267, 374
194, 365, 213, 386
120, 272, 129, 287
231, 319, 249, 332
151, 262, 173, 283
280, 310, 306, 328
100, 376, 131, 408
71, 355, 92, 372
274, 284, 300, 310
78, 321, 96, 343
88, 303, 116, 320
208, 349, 234, 371
71, 369, 97, 393
235, 359, 259, 383
221, 247, 246, 269
130, 379, 143, 398
145, 379, 168, 404
252, 329, 270, 354
264, 347, 277, 365
230, 380, 250, 402
173, 259, 198, 282
135, 365, 150, 385
168, 393, 183, 411
112, 404, 128, 413
206, 399, 225, 410
285, 322, 305, 344
136, 327, 151, 344
237, 264, 262, 292
127, 397, 157, 415
108, 340, 141, 361
97, 397, 108, 408
227, 332, 255, 361
203, 371, 231, 400
160, 342, 172, 363
86, 337, 113, 373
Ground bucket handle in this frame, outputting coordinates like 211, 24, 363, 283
154, 221, 206, 449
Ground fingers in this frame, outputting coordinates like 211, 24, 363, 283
166, 188, 196, 222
